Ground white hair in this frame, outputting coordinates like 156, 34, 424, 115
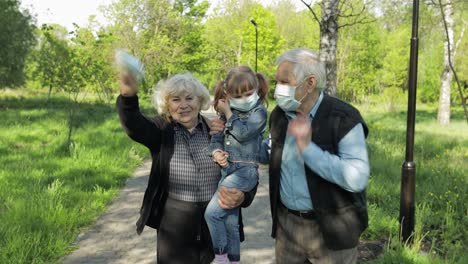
152, 73, 211, 115
275, 48, 327, 91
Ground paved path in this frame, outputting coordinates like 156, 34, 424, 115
61, 161, 275, 264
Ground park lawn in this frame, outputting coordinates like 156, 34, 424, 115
0, 89, 150, 263
360, 101, 467, 263
0, 89, 466, 263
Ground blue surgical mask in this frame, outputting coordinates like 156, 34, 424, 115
115, 49, 144, 81
229, 91, 259, 112
274, 83, 307, 112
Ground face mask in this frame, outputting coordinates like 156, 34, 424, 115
229, 91, 259, 112
274, 83, 307, 112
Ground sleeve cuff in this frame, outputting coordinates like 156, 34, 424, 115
225, 114, 239, 130
117, 94, 139, 111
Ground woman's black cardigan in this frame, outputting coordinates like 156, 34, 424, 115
117, 95, 257, 240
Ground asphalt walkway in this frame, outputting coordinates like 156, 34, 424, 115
61, 161, 275, 264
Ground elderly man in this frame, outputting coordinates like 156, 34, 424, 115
266, 48, 370, 264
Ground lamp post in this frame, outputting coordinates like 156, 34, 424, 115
400, 0, 419, 243
250, 18, 258, 72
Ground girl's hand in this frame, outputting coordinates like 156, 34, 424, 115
217, 99, 230, 114
213, 150, 229, 167
217, 99, 232, 119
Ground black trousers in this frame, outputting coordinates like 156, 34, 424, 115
157, 196, 214, 264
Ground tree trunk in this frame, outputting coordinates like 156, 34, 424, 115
66, 99, 74, 152
437, 0, 453, 126
319, 0, 339, 96
47, 84, 53, 102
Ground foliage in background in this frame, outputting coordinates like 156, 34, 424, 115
28, 24, 70, 100
337, 6, 383, 102
13, 0, 468, 106
101, 0, 209, 93
0, 0, 36, 87
71, 25, 118, 105
201, 1, 283, 89
271, 0, 320, 51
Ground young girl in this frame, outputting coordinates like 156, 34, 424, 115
205, 66, 268, 264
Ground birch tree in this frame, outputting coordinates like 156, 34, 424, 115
429, 0, 468, 125
436, 0, 454, 125
301, 0, 374, 96
319, 0, 339, 96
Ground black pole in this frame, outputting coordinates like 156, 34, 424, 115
250, 19, 258, 72
400, 0, 419, 243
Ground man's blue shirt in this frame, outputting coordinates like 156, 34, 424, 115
279, 92, 370, 211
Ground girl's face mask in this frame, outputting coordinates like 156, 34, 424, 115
229, 91, 259, 112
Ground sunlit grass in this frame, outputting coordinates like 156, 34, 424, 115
359, 101, 467, 263
0, 89, 148, 263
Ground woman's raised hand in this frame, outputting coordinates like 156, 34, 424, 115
119, 73, 138, 96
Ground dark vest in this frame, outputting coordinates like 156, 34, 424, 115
269, 94, 369, 250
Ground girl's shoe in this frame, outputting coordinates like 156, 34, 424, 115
213, 253, 229, 264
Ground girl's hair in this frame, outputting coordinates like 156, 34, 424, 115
213, 65, 268, 113
152, 73, 211, 121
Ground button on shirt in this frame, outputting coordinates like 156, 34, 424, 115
280, 92, 370, 211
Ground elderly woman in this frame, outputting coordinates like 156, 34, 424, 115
116, 73, 256, 264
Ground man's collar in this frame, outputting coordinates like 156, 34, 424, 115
310, 91, 324, 119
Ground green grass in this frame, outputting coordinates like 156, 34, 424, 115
359, 101, 467, 263
0, 89, 466, 263
0, 89, 149, 263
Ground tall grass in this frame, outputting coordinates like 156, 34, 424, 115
360, 100, 467, 263
0, 89, 149, 263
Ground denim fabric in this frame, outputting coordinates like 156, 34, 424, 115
209, 101, 267, 163
220, 162, 259, 191
204, 164, 259, 261
206, 100, 266, 261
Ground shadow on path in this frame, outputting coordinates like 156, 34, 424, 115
60, 160, 275, 264
61, 161, 157, 264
